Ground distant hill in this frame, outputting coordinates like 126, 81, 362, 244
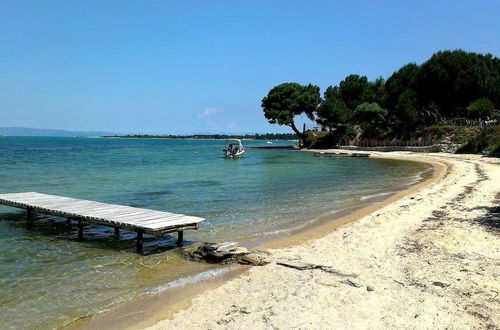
0, 127, 118, 137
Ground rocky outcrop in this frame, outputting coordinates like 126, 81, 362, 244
183, 242, 270, 266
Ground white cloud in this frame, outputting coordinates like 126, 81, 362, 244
198, 107, 223, 119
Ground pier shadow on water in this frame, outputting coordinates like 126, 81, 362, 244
0, 211, 188, 255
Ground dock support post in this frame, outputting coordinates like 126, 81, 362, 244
136, 230, 144, 253
114, 227, 120, 239
26, 207, 34, 229
77, 219, 84, 241
177, 231, 184, 246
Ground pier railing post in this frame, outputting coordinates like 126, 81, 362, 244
136, 229, 144, 253
177, 231, 184, 246
26, 207, 34, 229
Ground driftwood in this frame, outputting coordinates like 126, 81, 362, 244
344, 279, 363, 288
276, 260, 359, 278
277, 260, 369, 289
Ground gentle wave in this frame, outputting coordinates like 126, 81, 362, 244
145, 266, 236, 294
76, 266, 237, 325
360, 191, 395, 201
404, 168, 430, 187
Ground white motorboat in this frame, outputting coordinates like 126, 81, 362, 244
223, 139, 245, 158
266, 140, 273, 145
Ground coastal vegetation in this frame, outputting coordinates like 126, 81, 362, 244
261, 50, 500, 153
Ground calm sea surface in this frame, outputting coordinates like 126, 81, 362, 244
0, 137, 428, 329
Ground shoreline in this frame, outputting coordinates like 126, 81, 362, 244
72, 152, 444, 329
146, 151, 499, 329
260, 151, 442, 250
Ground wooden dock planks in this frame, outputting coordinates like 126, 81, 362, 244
0, 192, 205, 252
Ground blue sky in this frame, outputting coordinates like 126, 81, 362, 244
1, 1, 499, 134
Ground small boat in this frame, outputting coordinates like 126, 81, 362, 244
223, 139, 245, 158
266, 141, 273, 145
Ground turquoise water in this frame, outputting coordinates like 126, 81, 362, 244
0, 137, 428, 329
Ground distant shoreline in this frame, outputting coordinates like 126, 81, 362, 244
102, 134, 298, 140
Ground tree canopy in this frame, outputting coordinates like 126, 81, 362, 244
353, 102, 387, 125
261, 49, 499, 147
316, 86, 350, 129
261, 82, 321, 140
416, 50, 500, 117
338, 74, 373, 110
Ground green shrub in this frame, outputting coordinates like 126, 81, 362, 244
303, 131, 329, 148
456, 126, 500, 154
467, 98, 495, 119
487, 142, 500, 155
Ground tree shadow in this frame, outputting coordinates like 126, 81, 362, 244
467, 205, 500, 233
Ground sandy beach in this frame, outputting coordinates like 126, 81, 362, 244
147, 152, 499, 329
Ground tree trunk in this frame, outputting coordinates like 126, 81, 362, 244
289, 121, 305, 148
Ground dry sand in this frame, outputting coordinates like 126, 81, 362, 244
147, 152, 499, 330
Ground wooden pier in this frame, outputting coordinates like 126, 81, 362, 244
0, 192, 205, 252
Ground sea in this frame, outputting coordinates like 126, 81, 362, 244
0, 137, 429, 329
